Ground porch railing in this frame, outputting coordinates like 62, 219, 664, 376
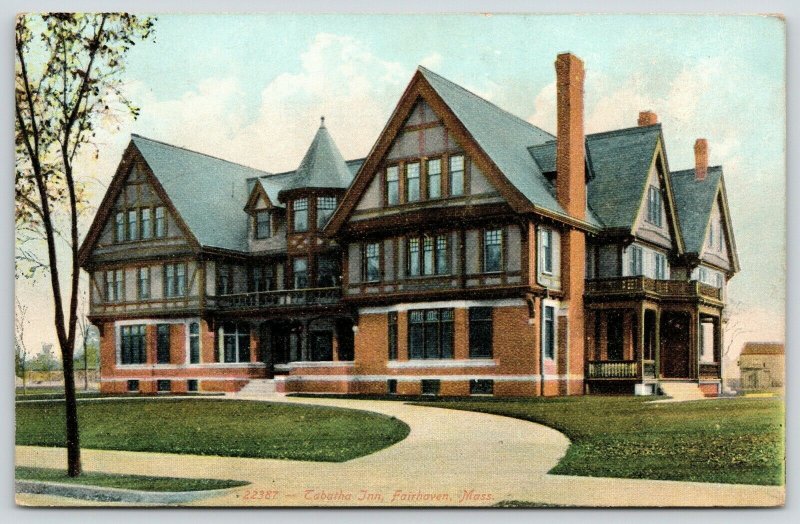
210, 287, 341, 310
585, 276, 722, 301
586, 360, 639, 379
699, 362, 721, 378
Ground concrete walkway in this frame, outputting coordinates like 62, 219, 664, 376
15, 395, 784, 507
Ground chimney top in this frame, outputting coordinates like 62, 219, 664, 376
638, 111, 658, 127
694, 138, 708, 181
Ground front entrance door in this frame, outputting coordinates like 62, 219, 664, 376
660, 312, 691, 378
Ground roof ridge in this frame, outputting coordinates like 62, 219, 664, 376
670, 165, 723, 176
417, 66, 554, 138
586, 123, 662, 140
131, 133, 272, 175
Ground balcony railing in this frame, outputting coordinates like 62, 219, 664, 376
586, 360, 640, 379
210, 287, 341, 310
699, 362, 721, 379
585, 276, 722, 301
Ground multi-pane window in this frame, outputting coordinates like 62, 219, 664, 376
189, 322, 200, 364
363, 243, 381, 282
386, 165, 400, 205
407, 234, 448, 276
255, 210, 271, 239
543, 305, 556, 360
541, 227, 553, 274
250, 266, 273, 292
137, 267, 150, 300
156, 324, 170, 364
647, 185, 662, 227
483, 229, 503, 273
449, 155, 465, 196
423, 236, 435, 275
469, 307, 493, 358
293, 258, 308, 289
154, 206, 166, 237
406, 162, 420, 202
293, 198, 308, 232
427, 159, 441, 199
655, 253, 667, 280
115, 212, 125, 243
435, 235, 449, 275
629, 245, 643, 276
408, 309, 454, 359
220, 322, 250, 363
388, 312, 398, 360
127, 210, 138, 241
217, 265, 231, 295
317, 255, 339, 287
408, 238, 421, 276
164, 263, 186, 297
316, 197, 337, 229
105, 269, 124, 302
141, 208, 152, 239
120, 325, 146, 365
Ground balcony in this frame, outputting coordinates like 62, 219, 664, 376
585, 276, 722, 302
210, 287, 341, 311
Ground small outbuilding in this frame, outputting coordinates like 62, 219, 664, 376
738, 342, 784, 391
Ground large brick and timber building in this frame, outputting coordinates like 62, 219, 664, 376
79, 53, 739, 397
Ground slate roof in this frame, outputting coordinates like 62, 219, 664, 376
741, 342, 784, 356
585, 125, 662, 230
281, 120, 355, 193
669, 166, 723, 254
131, 134, 271, 252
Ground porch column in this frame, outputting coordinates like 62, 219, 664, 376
300, 319, 310, 361
691, 310, 700, 379
638, 304, 646, 375
654, 309, 661, 379
716, 315, 724, 384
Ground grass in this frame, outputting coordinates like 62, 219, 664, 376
16, 398, 410, 462
414, 396, 784, 486
16, 466, 248, 492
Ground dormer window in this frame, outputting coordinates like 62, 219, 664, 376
293, 198, 308, 232
255, 210, 271, 239
646, 185, 662, 227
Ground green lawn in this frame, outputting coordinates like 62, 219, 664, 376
415, 396, 784, 486
16, 466, 248, 492
16, 398, 410, 462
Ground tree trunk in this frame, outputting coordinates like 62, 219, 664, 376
61, 355, 82, 477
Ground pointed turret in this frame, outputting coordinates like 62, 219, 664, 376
281, 117, 353, 193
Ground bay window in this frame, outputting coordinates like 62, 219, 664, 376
293, 198, 308, 232
316, 197, 337, 229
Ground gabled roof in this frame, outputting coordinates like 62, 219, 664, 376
418, 67, 563, 215
741, 342, 784, 356
280, 120, 355, 193
669, 165, 724, 255
131, 135, 271, 252
585, 124, 663, 230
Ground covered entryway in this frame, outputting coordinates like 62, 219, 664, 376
659, 312, 691, 378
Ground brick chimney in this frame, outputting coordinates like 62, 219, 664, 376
638, 111, 658, 126
694, 138, 708, 180
553, 53, 586, 397
555, 52, 586, 220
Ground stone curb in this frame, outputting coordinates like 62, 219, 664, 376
15, 480, 240, 505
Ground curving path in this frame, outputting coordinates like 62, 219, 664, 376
15, 395, 783, 507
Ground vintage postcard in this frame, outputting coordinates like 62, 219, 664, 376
14, 13, 785, 507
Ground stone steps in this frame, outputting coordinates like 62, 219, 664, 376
237, 379, 277, 396
658, 381, 706, 401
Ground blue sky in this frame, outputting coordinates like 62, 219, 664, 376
17, 14, 786, 358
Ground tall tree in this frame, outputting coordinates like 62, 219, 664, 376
15, 13, 155, 477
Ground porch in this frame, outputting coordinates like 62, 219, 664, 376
584, 277, 724, 391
